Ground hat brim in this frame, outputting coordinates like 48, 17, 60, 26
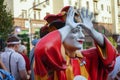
49, 19, 65, 29
44, 14, 63, 23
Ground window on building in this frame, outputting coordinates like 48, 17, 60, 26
101, 4, 104, 10
34, 10, 36, 20
118, 6, 120, 16
74, 2, 78, 9
43, 4, 46, 8
21, 10, 27, 18
74, 6, 77, 9
118, 17, 120, 23
107, 6, 109, 12
36, 0, 41, 4
108, 18, 111, 23
46, 0, 49, 5
102, 17, 104, 22
118, 29, 120, 33
106, 5, 111, 13
94, 2, 97, 9
118, 0, 120, 3
109, 6, 111, 13
34, 0, 36, 2
38, 0, 40, 3
75, 2, 78, 6
86, 1, 89, 9
69, 0, 71, 5
38, 11, 40, 20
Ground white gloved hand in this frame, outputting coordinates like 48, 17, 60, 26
58, 6, 81, 41
78, 7, 104, 46
78, 7, 94, 33
65, 6, 81, 29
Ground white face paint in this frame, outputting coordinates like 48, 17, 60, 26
64, 26, 85, 50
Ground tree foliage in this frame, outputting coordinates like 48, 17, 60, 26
108, 36, 117, 48
0, 0, 14, 40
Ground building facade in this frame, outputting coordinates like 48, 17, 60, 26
3, 0, 120, 48
4, 0, 120, 34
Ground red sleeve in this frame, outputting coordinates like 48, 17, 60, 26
94, 36, 117, 68
34, 30, 66, 77
81, 36, 117, 80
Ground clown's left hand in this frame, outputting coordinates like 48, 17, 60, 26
78, 8, 94, 33
78, 8, 104, 46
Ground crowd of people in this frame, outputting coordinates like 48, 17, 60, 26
0, 6, 120, 80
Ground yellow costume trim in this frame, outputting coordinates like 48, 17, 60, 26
34, 74, 48, 80
76, 51, 89, 79
66, 56, 74, 80
61, 46, 89, 80
80, 62, 89, 78
97, 45, 107, 59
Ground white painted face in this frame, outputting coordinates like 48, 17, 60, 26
64, 26, 85, 50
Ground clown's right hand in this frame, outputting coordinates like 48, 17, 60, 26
58, 6, 81, 41
65, 6, 81, 29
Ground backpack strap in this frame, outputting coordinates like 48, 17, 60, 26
9, 52, 13, 73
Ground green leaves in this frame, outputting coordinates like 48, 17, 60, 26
0, 0, 14, 40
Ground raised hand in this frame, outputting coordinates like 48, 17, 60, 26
78, 7, 104, 46
58, 6, 81, 42
65, 6, 81, 29
78, 7, 94, 33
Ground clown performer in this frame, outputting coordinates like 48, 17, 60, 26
34, 6, 116, 80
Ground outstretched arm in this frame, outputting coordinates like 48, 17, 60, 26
78, 8, 104, 46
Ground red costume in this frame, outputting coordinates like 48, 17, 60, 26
34, 30, 116, 80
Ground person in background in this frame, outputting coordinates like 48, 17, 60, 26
18, 44, 31, 80
0, 35, 28, 80
29, 39, 38, 80
0, 39, 14, 79
34, 6, 116, 80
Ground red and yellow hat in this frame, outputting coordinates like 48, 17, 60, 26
44, 6, 70, 23
44, 6, 70, 30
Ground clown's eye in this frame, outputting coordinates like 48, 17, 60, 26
72, 29, 78, 33
72, 30, 76, 33
71, 27, 81, 33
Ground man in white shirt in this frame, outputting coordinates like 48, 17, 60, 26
0, 35, 27, 80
